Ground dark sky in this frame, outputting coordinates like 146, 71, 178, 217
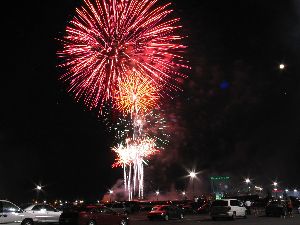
1, 0, 300, 202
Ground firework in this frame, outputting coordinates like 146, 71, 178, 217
115, 70, 159, 115
58, 0, 188, 112
112, 137, 159, 199
112, 137, 158, 168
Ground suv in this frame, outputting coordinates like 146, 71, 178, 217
210, 199, 246, 220
0, 200, 37, 225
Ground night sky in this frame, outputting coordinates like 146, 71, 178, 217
1, 0, 300, 203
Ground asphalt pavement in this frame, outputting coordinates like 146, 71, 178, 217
130, 213, 300, 225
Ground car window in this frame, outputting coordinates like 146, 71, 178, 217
212, 200, 228, 207
32, 205, 44, 211
44, 205, 56, 212
0, 201, 3, 213
2, 201, 20, 213
230, 200, 240, 206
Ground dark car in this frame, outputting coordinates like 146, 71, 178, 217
147, 205, 184, 221
266, 200, 287, 217
59, 205, 129, 225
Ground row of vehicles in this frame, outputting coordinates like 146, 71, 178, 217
0, 200, 128, 225
1, 197, 299, 224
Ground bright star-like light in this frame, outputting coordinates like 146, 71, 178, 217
279, 64, 285, 70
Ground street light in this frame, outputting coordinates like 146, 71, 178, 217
35, 185, 43, 202
189, 171, 197, 199
279, 64, 285, 70
155, 191, 159, 201
36, 185, 42, 191
245, 178, 251, 184
109, 190, 113, 202
272, 182, 278, 198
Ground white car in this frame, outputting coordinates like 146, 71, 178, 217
0, 200, 37, 225
210, 199, 247, 220
24, 204, 62, 223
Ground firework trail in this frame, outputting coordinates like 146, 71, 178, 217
58, 0, 188, 112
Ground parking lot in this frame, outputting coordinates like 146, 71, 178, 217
130, 213, 300, 225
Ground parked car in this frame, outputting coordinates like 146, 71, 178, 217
147, 205, 184, 221
210, 199, 247, 220
24, 204, 62, 223
59, 205, 129, 225
0, 200, 38, 225
265, 200, 287, 217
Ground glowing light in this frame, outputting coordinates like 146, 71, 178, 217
273, 182, 278, 187
294, 189, 298, 193
36, 185, 42, 191
245, 178, 251, 184
189, 171, 196, 179
58, 0, 189, 112
156, 191, 160, 195
109, 190, 114, 194
279, 64, 285, 70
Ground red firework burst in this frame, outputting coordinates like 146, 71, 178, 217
58, 0, 188, 111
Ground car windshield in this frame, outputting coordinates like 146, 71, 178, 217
212, 200, 228, 207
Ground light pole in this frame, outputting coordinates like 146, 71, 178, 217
109, 190, 113, 202
155, 191, 159, 201
189, 171, 197, 199
273, 182, 278, 198
245, 178, 251, 194
35, 185, 42, 202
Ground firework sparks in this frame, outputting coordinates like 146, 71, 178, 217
58, 0, 188, 112
112, 137, 159, 199
115, 70, 160, 115
112, 137, 158, 168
